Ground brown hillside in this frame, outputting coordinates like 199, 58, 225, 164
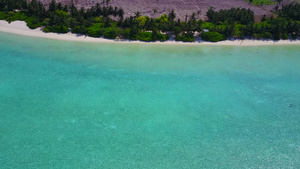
40, 0, 278, 20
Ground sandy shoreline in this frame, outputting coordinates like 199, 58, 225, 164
1, 20, 300, 46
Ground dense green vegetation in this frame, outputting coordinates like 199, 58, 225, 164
207, 7, 254, 25
201, 32, 225, 42
246, 0, 275, 5
0, 0, 300, 42
175, 32, 195, 42
278, 3, 300, 20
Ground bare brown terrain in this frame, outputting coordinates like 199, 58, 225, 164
38, 0, 293, 21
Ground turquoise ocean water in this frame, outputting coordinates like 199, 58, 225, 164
1, 32, 300, 168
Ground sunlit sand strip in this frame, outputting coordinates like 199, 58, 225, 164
1, 20, 300, 46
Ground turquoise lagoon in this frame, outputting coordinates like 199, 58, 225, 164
0, 32, 300, 168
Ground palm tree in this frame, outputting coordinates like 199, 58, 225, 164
118, 8, 124, 19
168, 10, 176, 21
134, 11, 141, 18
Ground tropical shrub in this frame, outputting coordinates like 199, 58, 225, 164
87, 23, 104, 37
156, 33, 169, 41
291, 33, 298, 40
262, 32, 272, 39
25, 17, 41, 29
175, 32, 194, 42
71, 26, 87, 34
202, 22, 215, 31
282, 33, 288, 40
5, 12, 28, 22
103, 27, 120, 39
52, 25, 69, 33
43, 26, 52, 32
253, 33, 262, 39
201, 32, 224, 42
138, 32, 152, 41
121, 28, 131, 39
0, 11, 8, 20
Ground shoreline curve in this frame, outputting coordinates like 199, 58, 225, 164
1, 20, 300, 46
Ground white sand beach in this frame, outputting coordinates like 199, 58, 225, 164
1, 20, 300, 46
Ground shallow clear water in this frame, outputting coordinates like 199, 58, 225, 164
1, 32, 300, 168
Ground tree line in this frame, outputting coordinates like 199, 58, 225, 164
0, 0, 300, 42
